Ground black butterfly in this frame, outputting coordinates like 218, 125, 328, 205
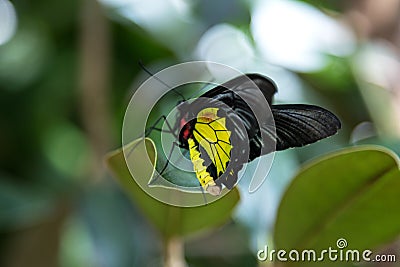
165, 74, 341, 195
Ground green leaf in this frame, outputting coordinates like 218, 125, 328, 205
150, 129, 202, 189
274, 146, 400, 266
299, 56, 358, 93
105, 138, 240, 239
297, 0, 344, 12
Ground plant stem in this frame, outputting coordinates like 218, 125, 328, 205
164, 236, 187, 267
79, 0, 112, 181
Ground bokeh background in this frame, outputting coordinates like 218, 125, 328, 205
1, 0, 400, 266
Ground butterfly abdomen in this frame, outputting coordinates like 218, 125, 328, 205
188, 138, 222, 195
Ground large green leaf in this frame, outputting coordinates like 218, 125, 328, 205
274, 146, 400, 266
105, 138, 240, 239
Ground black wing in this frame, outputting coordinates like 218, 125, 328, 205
270, 104, 341, 151
199, 73, 277, 144
188, 74, 277, 189
201, 73, 277, 105
183, 74, 341, 189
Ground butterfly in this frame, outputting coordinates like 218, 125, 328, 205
148, 73, 341, 196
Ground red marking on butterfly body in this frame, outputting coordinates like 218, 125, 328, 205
180, 117, 192, 141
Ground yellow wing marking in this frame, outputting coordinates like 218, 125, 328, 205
193, 107, 232, 176
188, 138, 215, 188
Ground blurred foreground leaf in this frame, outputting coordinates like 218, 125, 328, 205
298, 0, 344, 12
274, 146, 400, 266
105, 138, 240, 239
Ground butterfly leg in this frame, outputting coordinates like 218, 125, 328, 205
149, 141, 180, 184
145, 115, 177, 137
146, 116, 181, 178
127, 115, 177, 159
127, 114, 181, 187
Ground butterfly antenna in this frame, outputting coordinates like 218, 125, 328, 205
186, 78, 216, 100
138, 61, 185, 101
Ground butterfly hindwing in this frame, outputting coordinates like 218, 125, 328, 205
270, 104, 341, 150
193, 107, 232, 176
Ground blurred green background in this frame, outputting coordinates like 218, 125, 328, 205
1, 0, 400, 266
